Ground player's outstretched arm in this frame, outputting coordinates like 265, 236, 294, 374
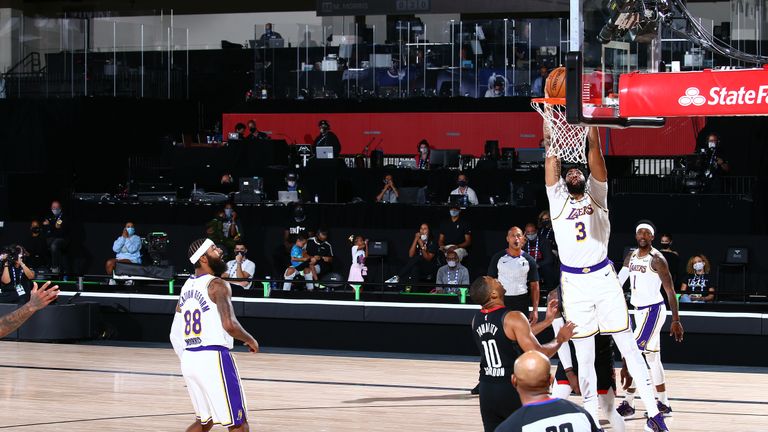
586, 127, 607, 182
209, 278, 259, 353
617, 251, 632, 286
652, 253, 684, 341
543, 128, 561, 187
0, 281, 59, 338
504, 310, 575, 358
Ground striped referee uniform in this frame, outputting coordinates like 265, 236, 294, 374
488, 250, 539, 315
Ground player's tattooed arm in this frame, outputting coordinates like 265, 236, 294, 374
209, 278, 259, 353
0, 282, 58, 338
586, 127, 608, 182
651, 253, 684, 342
505, 311, 575, 358
543, 126, 561, 187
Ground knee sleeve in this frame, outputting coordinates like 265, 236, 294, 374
645, 351, 665, 386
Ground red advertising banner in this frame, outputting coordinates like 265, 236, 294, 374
619, 67, 768, 117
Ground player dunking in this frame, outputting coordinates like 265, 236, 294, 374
170, 239, 259, 432
616, 221, 684, 417
543, 127, 670, 431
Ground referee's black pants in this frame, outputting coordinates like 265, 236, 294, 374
505, 292, 531, 316
479, 380, 522, 432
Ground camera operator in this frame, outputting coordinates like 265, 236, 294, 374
0, 246, 35, 304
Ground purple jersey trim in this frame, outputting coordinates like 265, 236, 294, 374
219, 350, 247, 427
560, 257, 611, 274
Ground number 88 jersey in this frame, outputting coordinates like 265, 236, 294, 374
176, 274, 234, 350
547, 176, 610, 268
472, 306, 523, 383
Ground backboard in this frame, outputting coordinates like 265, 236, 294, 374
566, 0, 666, 127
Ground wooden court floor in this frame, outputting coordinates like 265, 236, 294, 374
0, 342, 765, 431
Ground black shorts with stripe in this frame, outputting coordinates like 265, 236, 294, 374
555, 334, 617, 394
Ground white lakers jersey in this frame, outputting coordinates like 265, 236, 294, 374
547, 176, 610, 268
176, 274, 234, 350
628, 247, 665, 307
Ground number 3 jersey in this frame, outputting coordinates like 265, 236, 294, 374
547, 176, 610, 268
176, 273, 234, 350
472, 306, 523, 383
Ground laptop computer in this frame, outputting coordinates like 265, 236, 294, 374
278, 191, 300, 204
449, 194, 470, 208
316, 146, 334, 159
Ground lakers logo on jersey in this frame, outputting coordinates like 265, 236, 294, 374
565, 205, 594, 220
629, 263, 648, 273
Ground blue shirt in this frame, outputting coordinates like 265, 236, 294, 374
113, 235, 142, 263
290, 245, 304, 267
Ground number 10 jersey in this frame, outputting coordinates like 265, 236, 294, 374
472, 306, 523, 383
176, 273, 234, 350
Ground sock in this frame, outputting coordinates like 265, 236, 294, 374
612, 330, 660, 417
283, 271, 296, 291
572, 337, 599, 424
599, 392, 625, 432
625, 387, 636, 408
304, 272, 314, 290
657, 390, 668, 405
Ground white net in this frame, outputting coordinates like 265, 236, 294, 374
531, 100, 588, 164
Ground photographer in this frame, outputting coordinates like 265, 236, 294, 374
1, 246, 36, 304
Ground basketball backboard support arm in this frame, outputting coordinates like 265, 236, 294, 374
565, 51, 666, 128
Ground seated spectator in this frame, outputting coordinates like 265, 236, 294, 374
415, 139, 431, 170
434, 250, 469, 293
448, 173, 479, 206
659, 233, 680, 287
537, 210, 556, 255
376, 173, 399, 203
274, 205, 313, 277
386, 223, 439, 285
245, 119, 268, 140
348, 235, 368, 283
679, 254, 716, 303
42, 200, 69, 274
205, 203, 242, 256
234, 123, 246, 139
523, 222, 555, 289
223, 241, 256, 290
307, 228, 334, 280
259, 23, 283, 41
25, 220, 48, 270
0, 245, 35, 304
106, 222, 142, 280
438, 205, 472, 261
282, 233, 314, 291
217, 173, 238, 195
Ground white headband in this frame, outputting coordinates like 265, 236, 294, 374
636, 223, 655, 236
189, 239, 215, 264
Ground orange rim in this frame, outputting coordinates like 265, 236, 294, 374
531, 97, 566, 105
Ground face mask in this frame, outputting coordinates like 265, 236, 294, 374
224, 209, 233, 218
287, 180, 296, 187
126, 227, 135, 236
383, 179, 390, 184
541, 220, 551, 228
449, 210, 460, 217
250, 127, 256, 133
420, 147, 428, 154
51, 208, 61, 216
236, 250, 246, 258
693, 262, 705, 272
660, 242, 671, 248
457, 180, 467, 187
31, 227, 41, 234
420, 234, 428, 241
447, 260, 457, 268
708, 141, 717, 149
526, 233, 537, 241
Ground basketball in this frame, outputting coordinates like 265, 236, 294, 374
545, 67, 566, 98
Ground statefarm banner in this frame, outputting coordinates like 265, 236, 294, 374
619, 67, 768, 117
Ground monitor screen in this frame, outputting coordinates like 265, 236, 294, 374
430, 149, 461, 169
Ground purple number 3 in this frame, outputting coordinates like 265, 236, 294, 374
575, 222, 587, 241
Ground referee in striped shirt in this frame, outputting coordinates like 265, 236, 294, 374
488, 226, 540, 324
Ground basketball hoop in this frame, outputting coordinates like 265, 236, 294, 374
531, 97, 589, 164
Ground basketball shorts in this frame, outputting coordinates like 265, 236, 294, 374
181, 346, 248, 428
479, 380, 522, 432
555, 336, 617, 395
560, 258, 630, 338
631, 302, 667, 353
